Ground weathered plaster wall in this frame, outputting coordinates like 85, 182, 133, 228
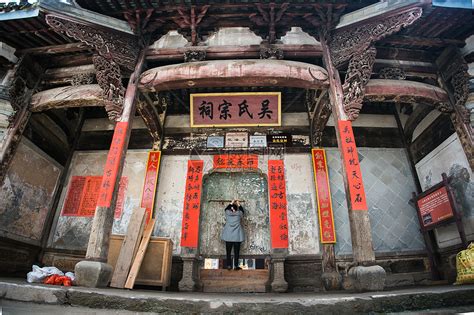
415, 133, 474, 248
49, 150, 148, 250
326, 148, 425, 255
0, 138, 62, 245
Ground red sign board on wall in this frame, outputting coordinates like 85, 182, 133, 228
61, 176, 127, 218
311, 149, 336, 244
191, 92, 281, 127
268, 160, 289, 248
337, 120, 368, 211
417, 186, 454, 228
180, 160, 204, 248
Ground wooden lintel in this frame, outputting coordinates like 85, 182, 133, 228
381, 35, 465, 48
17, 42, 90, 55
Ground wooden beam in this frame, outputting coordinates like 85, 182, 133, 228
30, 85, 105, 112
17, 42, 90, 55
381, 35, 465, 48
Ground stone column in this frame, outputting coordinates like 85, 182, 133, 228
178, 254, 202, 292
75, 48, 147, 288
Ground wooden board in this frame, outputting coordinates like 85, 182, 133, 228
110, 207, 146, 288
107, 235, 173, 287
125, 219, 156, 289
200, 269, 269, 293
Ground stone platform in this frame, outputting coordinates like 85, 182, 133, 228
0, 278, 473, 314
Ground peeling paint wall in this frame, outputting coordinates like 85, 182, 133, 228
0, 138, 62, 245
49, 150, 148, 250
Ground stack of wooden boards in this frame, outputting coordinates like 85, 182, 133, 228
107, 207, 172, 289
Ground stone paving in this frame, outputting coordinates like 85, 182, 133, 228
0, 278, 473, 314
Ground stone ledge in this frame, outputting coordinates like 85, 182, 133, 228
0, 278, 473, 313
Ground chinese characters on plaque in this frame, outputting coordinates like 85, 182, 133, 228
140, 151, 161, 224
97, 122, 128, 207
180, 160, 204, 248
191, 92, 281, 127
268, 160, 289, 248
225, 132, 248, 147
213, 154, 258, 169
416, 186, 454, 228
338, 120, 368, 210
61, 176, 127, 218
311, 149, 336, 243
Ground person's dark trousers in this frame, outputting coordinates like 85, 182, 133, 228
225, 242, 241, 268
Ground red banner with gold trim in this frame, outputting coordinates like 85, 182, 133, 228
213, 154, 258, 169
268, 160, 289, 248
337, 120, 368, 210
180, 160, 204, 248
140, 151, 162, 223
311, 149, 336, 243
97, 121, 128, 207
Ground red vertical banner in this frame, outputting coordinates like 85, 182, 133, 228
97, 121, 129, 207
140, 151, 162, 223
180, 160, 204, 248
337, 120, 368, 210
311, 149, 336, 243
268, 160, 289, 248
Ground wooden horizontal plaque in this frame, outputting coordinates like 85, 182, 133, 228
190, 92, 281, 127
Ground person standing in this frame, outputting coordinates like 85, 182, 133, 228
221, 199, 245, 270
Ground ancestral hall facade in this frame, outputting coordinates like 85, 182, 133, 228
0, 0, 473, 292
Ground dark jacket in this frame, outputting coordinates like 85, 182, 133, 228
221, 204, 245, 242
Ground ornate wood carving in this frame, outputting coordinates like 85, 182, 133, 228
137, 92, 168, 143
0, 56, 43, 185
249, 2, 292, 44
306, 89, 330, 147
260, 47, 284, 60
448, 59, 470, 123
378, 67, 406, 80
70, 73, 95, 86
172, 5, 210, 46
92, 54, 125, 121
330, 7, 422, 68
302, 4, 346, 41
341, 46, 376, 120
184, 50, 206, 62
45, 15, 139, 71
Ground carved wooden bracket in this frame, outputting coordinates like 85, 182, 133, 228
249, 2, 292, 44
378, 67, 406, 80
306, 89, 331, 147
137, 92, 168, 142
123, 9, 164, 35
184, 50, 206, 62
45, 15, 139, 71
172, 5, 210, 46
45, 15, 139, 120
260, 47, 284, 60
342, 46, 376, 120
302, 4, 346, 42
92, 54, 125, 121
329, 7, 422, 68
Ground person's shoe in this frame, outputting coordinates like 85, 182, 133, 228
234, 266, 242, 271
226, 265, 232, 270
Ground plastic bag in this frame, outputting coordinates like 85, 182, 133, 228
26, 265, 64, 283
65, 272, 75, 282
456, 242, 474, 284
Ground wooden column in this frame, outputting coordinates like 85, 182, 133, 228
85, 48, 147, 262
319, 36, 375, 264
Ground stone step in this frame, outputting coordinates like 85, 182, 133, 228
202, 280, 267, 293
200, 269, 269, 280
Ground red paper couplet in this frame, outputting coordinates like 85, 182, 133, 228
97, 121, 129, 208
268, 160, 289, 248
213, 154, 258, 169
180, 160, 204, 248
417, 186, 454, 228
311, 149, 336, 244
61, 176, 127, 217
338, 120, 368, 211
140, 151, 162, 223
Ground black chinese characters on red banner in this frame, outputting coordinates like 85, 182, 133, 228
180, 160, 204, 248
268, 160, 289, 248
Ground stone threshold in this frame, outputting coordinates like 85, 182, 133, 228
0, 278, 473, 313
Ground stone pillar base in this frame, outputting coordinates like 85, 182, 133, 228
75, 260, 112, 288
348, 265, 386, 292
179, 256, 201, 292
321, 271, 342, 291
270, 257, 288, 293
